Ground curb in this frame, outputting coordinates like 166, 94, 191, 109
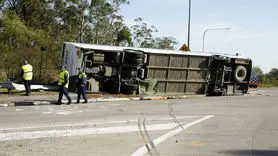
96, 97, 131, 102
0, 104, 9, 107
129, 97, 141, 101
167, 95, 188, 99
0, 94, 200, 107
88, 99, 97, 103
33, 101, 51, 105
141, 96, 168, 100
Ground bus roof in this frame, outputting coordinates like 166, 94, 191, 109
64, 42, 250, 59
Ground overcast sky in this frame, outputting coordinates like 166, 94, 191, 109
120, 0, 278, 73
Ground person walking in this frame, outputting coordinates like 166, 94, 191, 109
21, 60, 33, 96
76, 67, 88, 104
56, 66, 72, 105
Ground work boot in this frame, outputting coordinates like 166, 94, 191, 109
82, 100, 88, 104
56, 101, 62, 105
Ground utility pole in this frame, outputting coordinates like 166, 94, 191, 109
187, 0, 192, 49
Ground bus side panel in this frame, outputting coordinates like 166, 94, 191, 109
62, 43, 84, 91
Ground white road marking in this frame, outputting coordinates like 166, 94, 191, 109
110, 104, 122, 106
0, 116, 201, 131
15, 109, 24, 112
130, 115, 214, 156
55, 110, 84, 115
0, 123, 178, 141
41, 112, 53, 115
55, 111, 72, 115
32, 106, 40, 110
47, 107, 55, 111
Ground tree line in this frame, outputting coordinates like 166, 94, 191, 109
0, 0, 178, 83
252, 67, 278, 87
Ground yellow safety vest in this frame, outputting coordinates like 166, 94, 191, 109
78, 72, 87, 79
22, 64, 33, 80
58, 70, 69, 88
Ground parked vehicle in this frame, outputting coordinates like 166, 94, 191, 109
61, 42, 252, 95
249, 71, 261, 88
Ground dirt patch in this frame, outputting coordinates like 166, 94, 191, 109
87, 94, 102, 98
86, 93, 139, 99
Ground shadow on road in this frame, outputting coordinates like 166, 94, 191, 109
14, 100, 57, 106
222, 150, 278, 156
14, 101, 34, 106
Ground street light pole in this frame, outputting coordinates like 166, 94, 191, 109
202, 28, 231, 52
187, 0, 192, 49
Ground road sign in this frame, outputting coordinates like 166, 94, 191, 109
179, 44, 190, 52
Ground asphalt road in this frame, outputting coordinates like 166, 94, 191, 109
1, 88, 278, 156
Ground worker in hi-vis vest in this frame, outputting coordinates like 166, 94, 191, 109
76, 67, 88, 104
20, 60, 33, 96
56, 66, 72, 105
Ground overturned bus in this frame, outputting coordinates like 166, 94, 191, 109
61, 42, 252, 96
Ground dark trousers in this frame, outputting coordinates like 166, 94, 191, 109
77, 86, 87, 102
24, 80, 31, 96
58, 86, 71, 102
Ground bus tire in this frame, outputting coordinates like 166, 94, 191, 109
124, 55, 144, 65
234, 65, 247, 83
124, 49, 144, 58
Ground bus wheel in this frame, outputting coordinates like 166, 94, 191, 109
234, 65, 247, 83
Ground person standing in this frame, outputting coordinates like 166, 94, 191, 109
76, 67, 88, 104
21, 60, 33, 96
56, 66, 72, 105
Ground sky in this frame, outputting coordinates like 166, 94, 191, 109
120, 0, 278, 73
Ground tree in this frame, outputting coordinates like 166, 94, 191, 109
131, 17, 158, 48
0, 0, 131, 81
252, 67, 264, 75
152, 37, 178, 50
0, 0, 178, 82
261, 68, 278, 87
268, 68, 278, 78
117, 26, 132, 46
0, 11, 36, 80
86, 0, 129, 45
130, 18, 178, 49
0, 11, 57, 82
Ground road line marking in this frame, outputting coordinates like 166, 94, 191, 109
0, 116, 201, 131
130, 115, 214, 156
55, 111, 73, 115
15, 109, 24, 112
0, 123, 178, 141
41, 112, 53, 115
